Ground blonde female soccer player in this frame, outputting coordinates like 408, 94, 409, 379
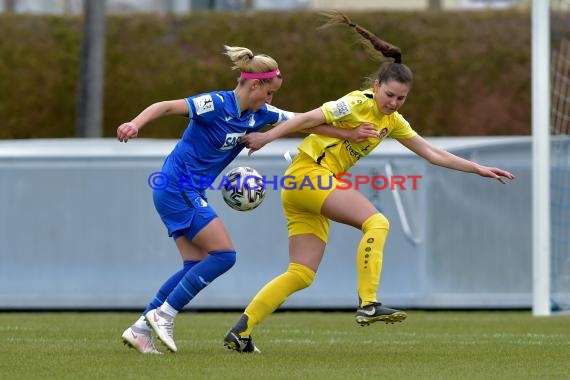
224, 13, 515, 353
117, 45, 372, 354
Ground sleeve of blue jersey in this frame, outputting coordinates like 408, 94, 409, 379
185, 91, 223, 123
263, 103, 295, 125
184, 98, 194, 119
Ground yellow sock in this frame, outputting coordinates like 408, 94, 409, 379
239, 262, 315, 337
357, 213, 389, 307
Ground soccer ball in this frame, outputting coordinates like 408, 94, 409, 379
221, 166, 266, 211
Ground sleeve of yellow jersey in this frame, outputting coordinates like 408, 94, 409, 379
320, 91, 363, 125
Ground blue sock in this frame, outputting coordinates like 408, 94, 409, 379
166, 250, 237, 311
142, 260, 200, 315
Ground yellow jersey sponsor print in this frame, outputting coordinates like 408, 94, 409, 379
298, 89, 417, 175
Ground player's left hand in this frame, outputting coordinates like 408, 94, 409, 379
478, 166, 516, 184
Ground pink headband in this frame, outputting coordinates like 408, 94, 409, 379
240, 69, 281, 80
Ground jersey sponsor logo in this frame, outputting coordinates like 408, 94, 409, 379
343, 140, 362, 160
193, 94, 214, 115
329, 100, 351, 119
221, 132, 246, 150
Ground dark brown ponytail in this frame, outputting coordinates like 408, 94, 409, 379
320, 11, 413, 86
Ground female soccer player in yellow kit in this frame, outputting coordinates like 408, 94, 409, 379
224, 12, 515, 353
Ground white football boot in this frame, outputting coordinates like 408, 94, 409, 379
121, 325, 161, 354
145, 309, 177, 352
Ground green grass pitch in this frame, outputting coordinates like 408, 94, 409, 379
0, 311, 569, 379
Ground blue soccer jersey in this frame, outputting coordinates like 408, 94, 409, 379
153, 90, 292, 238
163, 90, 292, 191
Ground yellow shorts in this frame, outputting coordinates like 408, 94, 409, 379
281, 152, 339, 243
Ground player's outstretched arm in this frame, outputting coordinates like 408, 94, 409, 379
305, 123, 379, 143
241, 108, 326, 154
398, 135, 515, 184
117, 99, 188, 143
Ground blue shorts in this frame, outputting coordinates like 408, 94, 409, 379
153, 187, 218, 241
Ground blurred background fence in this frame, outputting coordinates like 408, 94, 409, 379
0, 137, 533, 310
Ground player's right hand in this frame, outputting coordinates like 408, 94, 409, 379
117, 122, 139, 143
477, 166, 516, 184
240, 132, 269, 156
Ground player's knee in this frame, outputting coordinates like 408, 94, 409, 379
362, 213, 389, 233
210, 250, 237, 272
288, 262, 315, 289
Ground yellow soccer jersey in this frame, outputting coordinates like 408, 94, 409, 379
298, 89, 417, 175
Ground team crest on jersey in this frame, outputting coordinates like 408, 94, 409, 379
193, 95, 214, 115
378, 127, 388, 139
329, 100, 351, 119
221, 132, 246, 150
191, 196, 208, 208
